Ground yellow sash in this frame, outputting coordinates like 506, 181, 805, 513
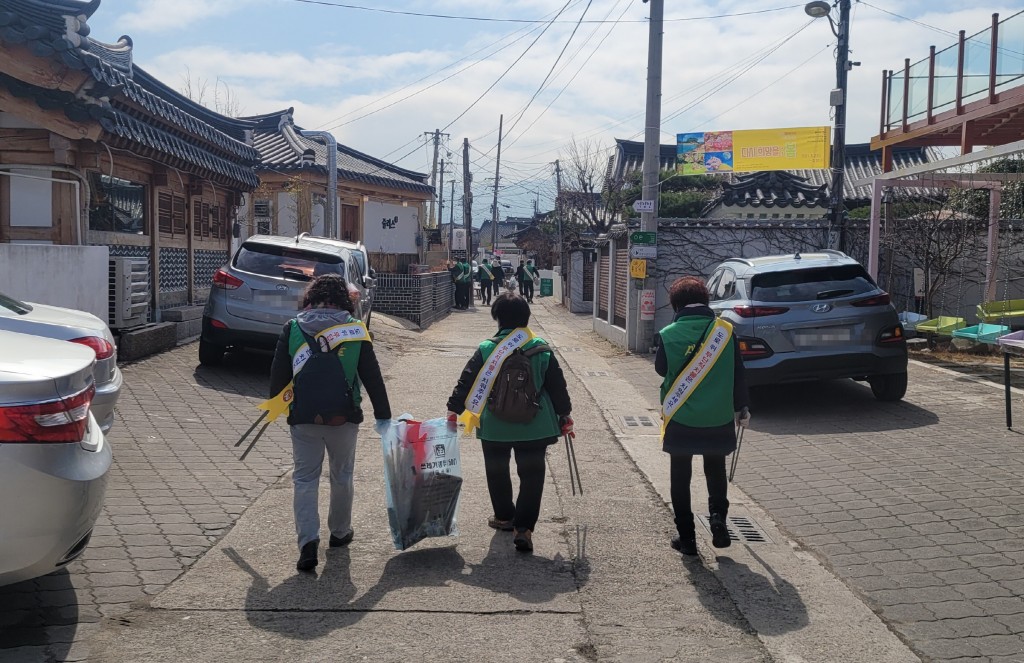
661, 319, 733, 435
458, 327, 535, 436
257, 321, 371, 423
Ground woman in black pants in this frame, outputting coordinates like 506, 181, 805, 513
655, 276, 749, 556
447, 292, 574, 553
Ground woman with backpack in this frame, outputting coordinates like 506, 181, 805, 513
269, 273, 392, 571
446, 292, 573, 553
655, 276, 749, 556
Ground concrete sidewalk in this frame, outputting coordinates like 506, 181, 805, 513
89, 303, 769, 662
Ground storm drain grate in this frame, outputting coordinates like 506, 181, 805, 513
562, 347, 584, 352
620, 415, 657, 429
585, 370, 610, 377
698, 515, 772, 544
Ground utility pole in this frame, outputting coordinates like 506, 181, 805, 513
437, 158, 445, 252
554, 159, 563, 268
633, 0, 663, 354
425, 129, 449, 228
490, 114, 503, 256
832, 0, 852, 252
462, 138, 472, 259
448, 178, 456, 259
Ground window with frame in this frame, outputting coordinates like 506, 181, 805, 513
712, 269, 737, 301
89, 173, 147, 234
192, 199, 230, 240
157, 191, 187, 236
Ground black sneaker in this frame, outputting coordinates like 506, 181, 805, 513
670, 535, 698, 556
513, 528, 533, 553
329, 531, 354, 548
296, 540, 319, 571
709, 514, 732, 549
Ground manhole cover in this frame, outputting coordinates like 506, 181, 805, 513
585, 371, 610, 377
620, 415, 657, 428
698, 515, 771, 544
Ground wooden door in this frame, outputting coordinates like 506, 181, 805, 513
341, 204, 358, 242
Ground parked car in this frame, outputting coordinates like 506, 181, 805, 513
0, 330, 111, 586
707, 251, 908, 401
200, 234, 373, 366
0, 291, 122, 432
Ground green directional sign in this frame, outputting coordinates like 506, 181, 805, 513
630, 231, 656, 245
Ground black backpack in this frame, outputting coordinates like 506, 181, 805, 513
289, 328, 354, 426
488, 342, 551, 424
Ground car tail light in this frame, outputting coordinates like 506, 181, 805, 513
852, 293, 891, 307
733, 306, 789, 318
737, 337, 774, 359
213, 269, 243, 290
877, 325, 905, 344
209, 318, 228, 329
69, 336, 115, 360
0, 384, 95, 443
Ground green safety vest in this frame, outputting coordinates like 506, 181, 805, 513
479, 264, 494, 280
287, 321, 363, 411
476, 331, 559, 442
456, 264, 470, 282
658, 316, 735, 428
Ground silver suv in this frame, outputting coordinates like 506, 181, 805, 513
707, 251, 908, 401
200, 234, 374, 366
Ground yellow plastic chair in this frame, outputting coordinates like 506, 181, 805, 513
977, 300, 1024, 322
914, 316, 967, 336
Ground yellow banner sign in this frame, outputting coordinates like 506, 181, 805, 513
676, 127, 831, 175
630, 259, 647, 279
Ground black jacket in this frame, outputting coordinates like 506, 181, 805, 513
446, 329, 572, 442
654, 306, 749, 456
269, 313, 391, 424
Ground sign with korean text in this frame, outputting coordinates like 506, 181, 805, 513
640, 290, 656, 320
630, 231, 656, 245
363, 201, 420, 254
676, 127, 830, 175
630, 259, 647, 279
630, 245, 657, 259
632, 199, 655, 213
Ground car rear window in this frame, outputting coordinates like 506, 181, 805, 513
751, 265, 877, 302
234, 243, 345, 281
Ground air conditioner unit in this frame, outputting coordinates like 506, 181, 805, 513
109, 257, 149, 330
254, 200, 271, 217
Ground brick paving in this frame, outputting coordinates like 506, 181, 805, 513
553, 305, 1024, 663
0, 346, 311, 662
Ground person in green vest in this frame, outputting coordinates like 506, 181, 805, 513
478, 258, 495, 305
269, 274, 392, 571
446, 292, 574, 553
655, 276, 749, 557
456, 258, 473, 309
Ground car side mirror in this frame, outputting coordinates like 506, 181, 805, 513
368, 267, 376, 278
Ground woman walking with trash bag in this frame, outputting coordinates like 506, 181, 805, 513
656, 276, 750, 556
446, 292, 574, 553
269, 273, 392, 572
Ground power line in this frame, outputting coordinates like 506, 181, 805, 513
855, 1, 957, 38
288, 0, 804, 24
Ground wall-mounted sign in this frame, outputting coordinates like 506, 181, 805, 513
640, 290, 656, 320
630, 245, 657, 259
630, 259, 647, 279
632, 199, 655, 213
676, 127, 830, 175
630, 231, 656, 245
363, 201, 419, 254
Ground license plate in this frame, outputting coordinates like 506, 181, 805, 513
252, 290, 300, 307
793, 328, 852, 346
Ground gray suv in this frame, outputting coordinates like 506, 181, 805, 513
200, 234, 374, 366
707, 251, 908, 401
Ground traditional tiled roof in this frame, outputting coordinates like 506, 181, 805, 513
0, 0, 260, 188
478, 219, 533, 243
244, 109, 433, 196
609, 139, 680, 182
712, 171, 829, 211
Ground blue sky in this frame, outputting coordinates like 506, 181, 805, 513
87, 0, 1018, 223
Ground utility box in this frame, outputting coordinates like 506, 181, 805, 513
109, 257, 149, 330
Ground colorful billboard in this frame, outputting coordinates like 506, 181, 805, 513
676, 127, 831, 175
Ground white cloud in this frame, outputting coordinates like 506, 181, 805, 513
119, 0, 258, 32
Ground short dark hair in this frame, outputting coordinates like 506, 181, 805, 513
301, 274, 355, 313
491, 291, 530, 328
669, 276, 709, 309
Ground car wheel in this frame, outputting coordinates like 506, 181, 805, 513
868, 371, 907, 402
199, 339, 225, 366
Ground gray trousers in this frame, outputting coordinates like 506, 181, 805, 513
290, 423, 358, 548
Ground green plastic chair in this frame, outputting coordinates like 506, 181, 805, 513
977, 300, 1024, 322
915, 316, 967, 336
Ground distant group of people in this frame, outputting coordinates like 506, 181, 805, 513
448, 259, 473, 309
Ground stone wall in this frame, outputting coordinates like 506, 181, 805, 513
373, 272, 454, 328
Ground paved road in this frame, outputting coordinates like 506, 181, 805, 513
0, 346, 313, 662
550, 303, 1024, 663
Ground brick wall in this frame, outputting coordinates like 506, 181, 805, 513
373, 272, 454, 328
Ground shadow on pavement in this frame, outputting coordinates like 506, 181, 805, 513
226, 531, 581, 641
192, 350, 273, 399
713, 550, 809, 636
750, 380, 938, 433
0, 569, 78, 659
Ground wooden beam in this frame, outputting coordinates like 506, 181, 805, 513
0, 44, 93, 96
956, 30, 966, 114
989, 13, 1000, 104
927, 46, 936, 123
0, 90, 102, 141
961, 121, 973, 154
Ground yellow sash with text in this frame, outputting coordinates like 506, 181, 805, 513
661, 319, 733, 435
458, 327, 535, 436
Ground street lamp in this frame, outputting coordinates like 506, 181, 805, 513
806, 0, 853, 252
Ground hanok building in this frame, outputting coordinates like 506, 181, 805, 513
243, 109, 434, 273
0, 0, 260, 320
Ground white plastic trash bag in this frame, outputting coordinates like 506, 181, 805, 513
379, 415, 463, 551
